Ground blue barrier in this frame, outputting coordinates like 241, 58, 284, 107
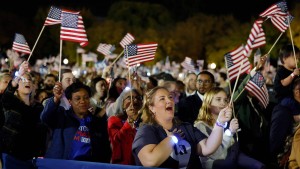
34, 158, 166, 169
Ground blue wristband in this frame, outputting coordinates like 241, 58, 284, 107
216, 119, 227, 128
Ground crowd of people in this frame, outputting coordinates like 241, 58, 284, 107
0, 44, 299, 169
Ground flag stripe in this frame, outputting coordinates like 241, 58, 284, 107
124, 43, 157, 66
44, 6, 62, 26
60, 11, 88, 47
225, 45, 251, 81
120, 33, 135, 48
12, 33, 31, 54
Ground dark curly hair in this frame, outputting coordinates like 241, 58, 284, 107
65, 82, 91, 100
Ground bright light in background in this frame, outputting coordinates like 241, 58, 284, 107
5, 58, 8, 62
136, 64, 140, 67
63, 58, 69, 65
72, 70, 79, 77
15, 71, 19, 77
209, 63, 216, 69
124, 86, 131, 91
147, 72, 151, 76
178, 73, 184, 81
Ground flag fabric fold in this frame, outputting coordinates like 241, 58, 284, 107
244, 19, 266, 57
12, 33, 31, 54
259, 1, 288, 18
97, 43, 114, 56
124, 43, 158, 67
245, 72, 269, 108
44, 6, 62, 26
120, 33, 135, 48
224, 45, 251, 81
270, 13, 294, 32
181, 57, 196, 73
60, 10, 88, 47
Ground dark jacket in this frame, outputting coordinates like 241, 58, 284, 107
40, 97, 111, 163
1, 81, 46, 160
177, 93, 202, 125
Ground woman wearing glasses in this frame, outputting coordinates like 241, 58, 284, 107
107, 88, 143, 165
1, 61, 46, 169
194, 87, 265, 169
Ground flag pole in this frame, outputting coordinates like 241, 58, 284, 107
267, 32, 283, 55
110, 50, 124, 66
59, 40, 63, 82
224, 58, 237, 119
229, 60, 244, 113
287, 15, 297, 69
27, 26, 45, 62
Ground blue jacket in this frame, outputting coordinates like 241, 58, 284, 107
40, 97, 111, 162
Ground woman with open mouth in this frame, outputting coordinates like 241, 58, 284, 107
132, 86, 232, 169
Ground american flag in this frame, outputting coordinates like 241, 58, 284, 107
12, 33, 31, 54
60, 10, 88, 47
244, 19, 266, 57
44, 6, 62, 26
224, 45, 251, 81
259, 1, 288, 18
270, 13, 294, 32
120, 33, 135, 48
181, 56, 196, 73
124, 43, 158, 67
245, 72, 269, 108
97, 43, 114, 56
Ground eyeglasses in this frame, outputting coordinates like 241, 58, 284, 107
197, 80, 211, 85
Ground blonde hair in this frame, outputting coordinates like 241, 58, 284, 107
141, 86, 179, 125
195, 87, 226, 126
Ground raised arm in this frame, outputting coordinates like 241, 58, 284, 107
197, 106, 232, 156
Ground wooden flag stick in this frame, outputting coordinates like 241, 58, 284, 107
110, 50, 124, 66
229, 60, 244, 110
59, 40, 63, 82
27, 26, 45, 62
267, 32, 283, 55
287, 16, 298, 69
225, 58, 237, 119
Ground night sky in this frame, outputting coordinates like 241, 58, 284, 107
1, 0, 298, 22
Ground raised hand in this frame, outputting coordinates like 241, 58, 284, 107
217, 106, 232, 124
53, 82, 63, 103
18, 61, 29, 77
229, 118, 239, 134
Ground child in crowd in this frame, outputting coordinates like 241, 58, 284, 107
274, 44, 300, 102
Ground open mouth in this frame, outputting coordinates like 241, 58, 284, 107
24, 85, 30, 89
166, 106, 173, 111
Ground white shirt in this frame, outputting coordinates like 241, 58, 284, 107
197, 91, 204, 101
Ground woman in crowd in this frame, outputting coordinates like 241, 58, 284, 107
106, 77, 127, 106
89, 76, 108, 115
40, 82, 111, 162
132, 86, 232, 169
1, 61, 46, 169
194, 87, 265, 169
108, 88, 143, 165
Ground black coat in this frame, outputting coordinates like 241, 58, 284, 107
177, 93, 202, 125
